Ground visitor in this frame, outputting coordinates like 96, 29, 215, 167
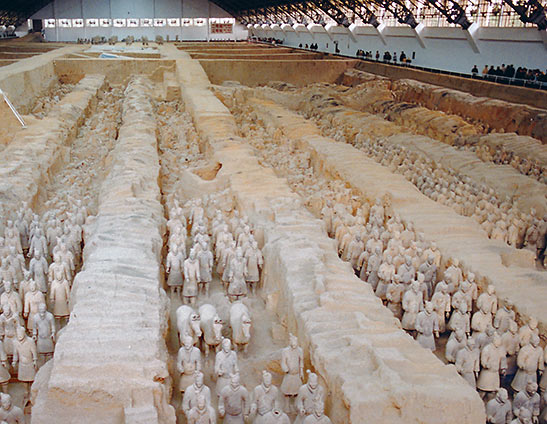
471, 65, 478, 75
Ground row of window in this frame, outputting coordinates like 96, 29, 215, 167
44, 17, 234, 28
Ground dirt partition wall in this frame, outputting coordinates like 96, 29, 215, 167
53, 58, 176, 85
172, 48, 485, 424
198, 58, 358, 87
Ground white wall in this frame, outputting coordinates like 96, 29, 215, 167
252, 25, 547, 74
32, 0, 248, 41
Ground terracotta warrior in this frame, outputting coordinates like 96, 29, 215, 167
486, 388, 512, 424
12, 326, 37, 400
295, 372, 325, 424
302, 400, 332, 424
415, 301, 439, 351
165, 244, 184, 296
197, 241, 213, 297
0, 393, 23, 423
401, 281, 423, 332
445, 328, 466, 364
23, 281, 45, 332
49, 272, 70, 325
215, 338, 239, 394
245, 241, 263, 295
261, 405, 290, 424
218, 373, 250, 424
512, 334, 543, 393
183, 249, 200, 306
182, 371, 212, 418
280, 334, 304, 412
477, 334, 507, 396
32, 303, 56, 364
456, 338, 480, 388
0, 282, 21, 318
177, 335, 202, 394
513, 381, 540, 422
251, 370, 279, 424
228, 248, 248, 302
512, 407, 533, 424
187, 393, 216, 424
431, 281, 450, 333
386, 274, 404, 320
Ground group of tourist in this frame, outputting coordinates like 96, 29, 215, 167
472, 64, 547, 83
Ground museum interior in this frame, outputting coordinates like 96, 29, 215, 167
0, 0, 546, 422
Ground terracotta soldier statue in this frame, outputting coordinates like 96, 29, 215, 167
251, 370, 279, 424
513, 381, 540, 423
165, 244, 184, 297
218, 373, 250, 424
245, 241, 263, 295
295, 372, 325, 424
183, 249, 200, 306
23, 282, 45, 332
415, 301, 439, 351
0, 282, 21, 318
178, 336, 202, 394
261, 404, 290, 424
228, 248, 248, 302
477, 334, 507, 397
182, 371, 212, 418
446, 328, 467, 363
49, 272, 70, 326
456, 338, 480, 388
512, 335, 543, 393
32, 303, 55, 364
0, 393, 23, 423
12, 326, 37, 401
402, 281, 423, 332
197, 241, 213, 297
302, 400, 332, 424
281, 334, 303, 412
215, 338, 239, 394
386, 274, 405, 320
187, 394, 216, 424
486, 388, 512, 424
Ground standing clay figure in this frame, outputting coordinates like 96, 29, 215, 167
477, 285, 498, 317
448, 302, 471, 335
486, 388, 512, 424
512, 407, 533, 424
477, 334, 507, 396
471, 302, 493, 337
182, 371, 211, 417
187, 394, 216, 424
32, 303, 55, 364
513, 381, 540, 422
183, 249, 200, 306
0, 341, 9, 393
245, 241, 263, 294
218, 373, 250, 424
495, 301, 516, 334
415, 302, 439, 351
228, 248, 248, 302
295, 372, 325, 424
23, 282, 45, 332
178, 336, 202, 394
402, 281, 423, 332
0, 283, 21, 318
49, 273, 70, 326
519, 318, 539, 347
397, 256, 415, 287
0, 393, 23, 423
512, 335, 544, 393
0, 307, 20, 362
456, 338, 480, 388
165, 244, 184, 297
446, 328, 467, 363
418, 256, 437, 299
376, 256, 394, 300
386, 274, 405, 320
431, 282, 451, 333
251, 371, 279, 424
215, 338, 239, 394
502, 321, 521, 385
365, 247, 382, 290
29, 250, 48, 293
12, 327, 37, 401
281, 334, 304, 412
197, 241, 213, 297
302, 400, 332, 424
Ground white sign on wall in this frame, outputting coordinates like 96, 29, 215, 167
73, 19, 84, 27
168, 18, 181, 26
141, 18, 152, 27
86, 18, 98, 27
45, 19, 56, 28
113, 18, 126, 27
128, 18, 139, 27
100, 18, 111, 27
59, 19, 72, 28
154, 18, 166, 27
